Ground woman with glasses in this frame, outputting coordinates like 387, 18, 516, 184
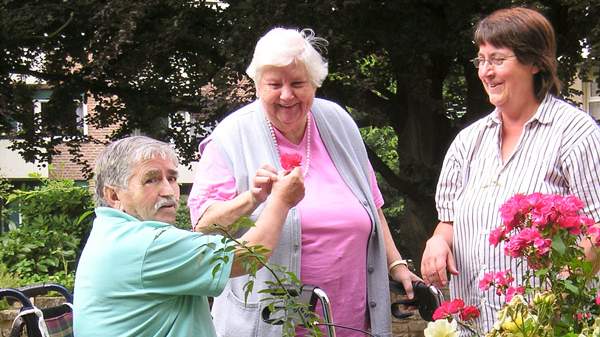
420, 7, 600, 335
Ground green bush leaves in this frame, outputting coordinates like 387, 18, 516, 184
0, 178, 94, 290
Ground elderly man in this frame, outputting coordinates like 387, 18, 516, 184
73, 136, 304, 337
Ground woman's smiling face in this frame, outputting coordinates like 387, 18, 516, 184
257, 62, 317, 138
477, 43, 539, 110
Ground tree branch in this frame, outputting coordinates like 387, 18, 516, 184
40, 12, 74, 39
365, 144, 428, 203
8, 66, 71, 83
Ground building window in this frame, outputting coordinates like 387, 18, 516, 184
0, 115, 21, 138
1, 89, 88, 139
587, 80, 600, 121
33, 97, 87, 136
76, 100, 88, 135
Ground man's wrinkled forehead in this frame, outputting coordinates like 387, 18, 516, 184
127, 156, 179, 183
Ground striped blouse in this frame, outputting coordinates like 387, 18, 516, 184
436, 94, 600, 335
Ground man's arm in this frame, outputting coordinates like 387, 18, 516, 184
229, 168, 304, 277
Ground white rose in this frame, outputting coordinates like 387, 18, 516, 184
424, 319, 459, 337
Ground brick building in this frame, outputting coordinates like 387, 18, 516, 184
0, 91, 197, 187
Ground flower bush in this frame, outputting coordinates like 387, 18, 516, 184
425, 193, 600, 337
427, 298, 482, 336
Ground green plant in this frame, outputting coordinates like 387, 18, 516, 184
0, 175, 15, 233
0, 178, 94, 291
175, 194, 192, 230
360, 126, 405, 219
0, 262, 22, 310
207, 217, 323, 336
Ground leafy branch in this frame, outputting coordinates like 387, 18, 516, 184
206, 217, 323, 337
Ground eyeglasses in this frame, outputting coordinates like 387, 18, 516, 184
470, 55, 516, 69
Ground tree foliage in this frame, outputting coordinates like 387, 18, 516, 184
2, 0, 599, 265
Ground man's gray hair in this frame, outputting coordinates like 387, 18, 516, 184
94, 136, 179, 207
246, 27, 329, 88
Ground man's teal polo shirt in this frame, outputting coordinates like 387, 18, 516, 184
73, 207, 233, 337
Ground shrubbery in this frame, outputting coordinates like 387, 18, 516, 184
0, 178, 94, 291
175, 194, 192, 230
0, 177, 196, 292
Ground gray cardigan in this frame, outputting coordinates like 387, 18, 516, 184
204, 98, 392, 337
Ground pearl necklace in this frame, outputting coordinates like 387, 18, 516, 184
266, 113, 311, 177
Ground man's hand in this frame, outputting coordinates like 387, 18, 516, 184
271, 167, 305, 208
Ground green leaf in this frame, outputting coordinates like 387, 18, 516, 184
552, 235, 566, 256
76, 209, 95, 225
43, 258, 59, 267
211, 264, 221, 278
243, 280, 254, 304
563, 280, 579, 295
230, 216, 256, 233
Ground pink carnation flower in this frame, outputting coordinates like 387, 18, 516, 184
432, 299, 465, 320
459, 305, 480, 321
504, 227, 550, 258
505, 286, 525, 302
499, 194, 528, 230
479, 272, 495, 291
280, 153, 302, 171
489, 227, 506, 247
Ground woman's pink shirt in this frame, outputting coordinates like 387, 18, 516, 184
188, 112, 384, 335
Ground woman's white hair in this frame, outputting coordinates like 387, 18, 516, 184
94, 136, 178, 207
246, 27, 329, 88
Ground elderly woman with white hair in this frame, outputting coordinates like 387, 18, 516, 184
188, 27, 419, 337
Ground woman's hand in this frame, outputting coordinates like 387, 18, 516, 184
390, 265, 422, 299
250, 164, 278, 205
421, 234, 458, 287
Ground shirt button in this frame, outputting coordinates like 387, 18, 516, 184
367, 265, 374, 273
369, 301, 377, 308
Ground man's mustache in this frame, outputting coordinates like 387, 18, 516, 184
154, 197, 178, 210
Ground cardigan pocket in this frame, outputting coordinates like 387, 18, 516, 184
213, 287, 260, 336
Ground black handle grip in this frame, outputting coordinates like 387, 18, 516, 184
389, 280, 443, 321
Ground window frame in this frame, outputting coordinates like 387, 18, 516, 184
31, 94, 88, 137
